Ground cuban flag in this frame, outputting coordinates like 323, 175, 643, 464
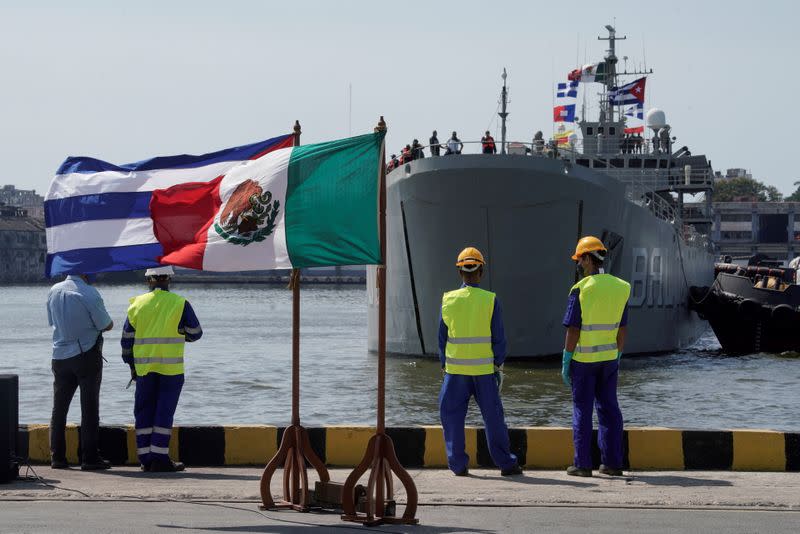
556, 80, 579, 98
624, 102, 644, 120
609, 77, 646, 106
45, 132, 385, 277
553, 104, 576, 123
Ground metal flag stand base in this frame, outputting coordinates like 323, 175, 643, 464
340, 118, 419, 526
339, 431, 419, 525
259, 423, 330, 511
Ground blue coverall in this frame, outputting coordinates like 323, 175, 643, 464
563, 285, 628, 469
121, 294, 202, 467
438, 283, 518, 474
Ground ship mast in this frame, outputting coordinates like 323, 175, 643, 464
597, 25, 623, 124
499, 68, 508, 155
597, 24, 652, 126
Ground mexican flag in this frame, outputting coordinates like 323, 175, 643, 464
567, 62, 607, 83
44, 132, 384, 276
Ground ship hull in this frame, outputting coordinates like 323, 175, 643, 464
368, 155, 713, 358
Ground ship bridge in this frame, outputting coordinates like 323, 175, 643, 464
554, 118, 716, 242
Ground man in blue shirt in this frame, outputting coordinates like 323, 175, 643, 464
437, 247, 521, 477
47, 274, 114, 470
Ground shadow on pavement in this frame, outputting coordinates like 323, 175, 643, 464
6, 470, 65, 490
466, 474, 597, 488
628, 474, 734, 487
161, 524, 492, 533
89, 470, 260, 481
159, 502, 494, 533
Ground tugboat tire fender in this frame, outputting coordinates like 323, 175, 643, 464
771, 303, 795, 324
738, 298, 762, 319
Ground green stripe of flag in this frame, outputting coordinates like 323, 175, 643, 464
285, 131, 385, 267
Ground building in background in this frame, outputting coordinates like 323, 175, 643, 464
713, 168, 753, 182
710, 202, 800, 263
0, 185, 44, 220
0, 204, 46, 283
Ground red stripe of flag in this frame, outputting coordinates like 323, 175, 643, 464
151, 176, 223, 270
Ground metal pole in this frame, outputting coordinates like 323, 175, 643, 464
376, 116, 387, 434
291, 121, 301, 427
499, 68, 508, 155
291, 270, 300, 426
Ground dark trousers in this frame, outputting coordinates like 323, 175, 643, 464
439, 373, 517, 473
134, 373, 184, 466
570, 359, 623, 469
50, 337, 103, 463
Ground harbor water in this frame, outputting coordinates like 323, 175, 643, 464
1, 284, 798, 431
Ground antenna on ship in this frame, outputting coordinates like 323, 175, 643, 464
597, 24, 624, 123
499, 68, 509, 154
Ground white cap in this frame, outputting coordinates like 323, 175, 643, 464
144, 265, 174, 277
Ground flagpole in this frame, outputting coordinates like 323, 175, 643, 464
341, 117, 419, 527
260, 120, 330, 512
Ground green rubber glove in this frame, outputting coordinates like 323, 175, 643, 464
617, 351, 622, 361
561, 350, 573, 386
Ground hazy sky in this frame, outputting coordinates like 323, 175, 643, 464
2, 1, 798, 196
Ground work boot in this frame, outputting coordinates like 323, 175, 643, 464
150, 459, 185, 472
51, 457, 69, 469
80, 457, 112, 471
566, 465, 592, 477
500, 464, 523, 477
140, 463, 151, 472
454, 467, 469, 477
599, 464, 624, 476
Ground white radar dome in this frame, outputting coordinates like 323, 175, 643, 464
646, 108, 667, 130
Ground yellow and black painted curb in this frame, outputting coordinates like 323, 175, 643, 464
16, 425, 800, 471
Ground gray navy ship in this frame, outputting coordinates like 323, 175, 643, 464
368, 25, 715, 358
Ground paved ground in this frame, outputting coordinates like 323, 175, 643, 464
2, 501, 799, 533
1, 466, 798, 532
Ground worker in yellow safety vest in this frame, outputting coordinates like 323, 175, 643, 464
121, 266, 203, 472
561, 236, 631, 477
438, 247, 522, 477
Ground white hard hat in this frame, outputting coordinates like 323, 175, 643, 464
144, 265, 174, 277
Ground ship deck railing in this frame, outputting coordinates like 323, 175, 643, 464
392, 140, 712, 247
603, 167, 714, 192
397, 141, 713, 182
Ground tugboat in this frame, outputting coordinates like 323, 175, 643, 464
691, 255, 800, 354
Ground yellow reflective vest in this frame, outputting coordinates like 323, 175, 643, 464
127, 289, 187, 377
441, 286, 496, 376
570, 274, 631, 363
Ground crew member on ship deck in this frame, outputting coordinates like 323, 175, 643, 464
561, 237, 630, 477
481, 131, 497, 154
121, 266, 203, 472
437, 247, 522, 477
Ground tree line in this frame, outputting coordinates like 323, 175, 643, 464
713, 176, 800, 202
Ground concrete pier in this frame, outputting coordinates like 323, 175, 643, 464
6, 424, 800, 531
16, 424, 800, 471
2, 467, 798, 533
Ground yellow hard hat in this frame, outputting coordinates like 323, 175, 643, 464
571, 236, 607, 261
456, 247, 485, 268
